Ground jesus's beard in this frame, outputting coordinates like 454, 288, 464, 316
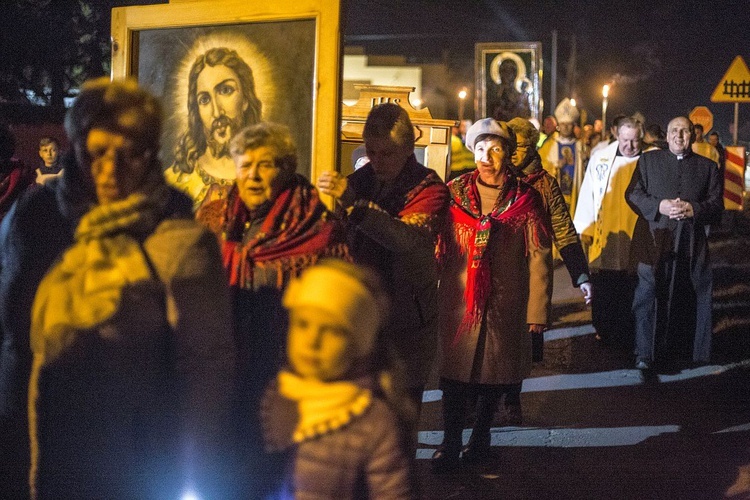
205, 115, 244, 159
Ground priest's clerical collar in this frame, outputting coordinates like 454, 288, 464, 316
670, 149, 689, 160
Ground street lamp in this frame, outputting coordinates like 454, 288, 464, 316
458, 88, 468, 121
602, 84, 610, 140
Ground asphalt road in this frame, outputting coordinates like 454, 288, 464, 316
415, 217, 750, 500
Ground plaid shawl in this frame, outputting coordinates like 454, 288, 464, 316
348, 155, 447, 226
447, 169, 550, 341
197, 174, 348, 289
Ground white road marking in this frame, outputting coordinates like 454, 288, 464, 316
713, 423, 750, 434
415, 425, 681, 458
544, 324, 596, 340
418, 327, 750, 458
422, 363, 744, 403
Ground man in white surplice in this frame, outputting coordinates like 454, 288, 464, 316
574, 116, 643, 350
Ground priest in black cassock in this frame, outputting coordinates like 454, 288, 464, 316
626, 116, 723, 370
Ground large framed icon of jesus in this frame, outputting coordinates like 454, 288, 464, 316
111, 0, 342, 209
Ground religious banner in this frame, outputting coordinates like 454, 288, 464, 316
724, 146, 746, 210
557, 141, 576, 198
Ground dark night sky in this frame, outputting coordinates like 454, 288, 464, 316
343, 0, 750, 141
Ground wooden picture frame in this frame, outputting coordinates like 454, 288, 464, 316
111, 0, 342, 205
475, 42, 542, 123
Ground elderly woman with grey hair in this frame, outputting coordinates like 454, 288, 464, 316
433, 118, 552, 472
196, 121, 349, 496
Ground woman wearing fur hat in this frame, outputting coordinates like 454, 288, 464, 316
499, 117, 592, 423
433, 118, 551, 472
507, 117, 592, 304
261, 259, 414, 499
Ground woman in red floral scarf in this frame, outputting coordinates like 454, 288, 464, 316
197, 122, 348, 496
433, 118, 552, 472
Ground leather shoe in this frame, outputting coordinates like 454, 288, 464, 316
635, 359, 651, 370
503, 403, 523, 426
431, 448, 460, 473
461, 432, 491, 464
461, 443, 491, 464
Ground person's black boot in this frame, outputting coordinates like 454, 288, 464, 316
431, 447, 460, 473
432, 380, 465, 473
462, 388, 501, 464
461, 432, 491, 464
501, 384, 523, 426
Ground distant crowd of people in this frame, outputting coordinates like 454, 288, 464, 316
0, 77, 724, 499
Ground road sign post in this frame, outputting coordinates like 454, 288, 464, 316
711, 55, 750, 145
724, 146, 746, 210
689, 106, 714, 133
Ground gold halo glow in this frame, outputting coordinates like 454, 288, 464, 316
490, 51, 532, 93
171, 32, 277, 133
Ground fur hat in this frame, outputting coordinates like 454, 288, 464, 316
554, 98, 579, 124
465, 118, 517, 153
507, 117, 540, 147
282, 260, 383, 357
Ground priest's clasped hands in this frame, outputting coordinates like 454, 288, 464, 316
659, 197, 694, 220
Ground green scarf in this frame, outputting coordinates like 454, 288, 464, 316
30, 186, 170, 362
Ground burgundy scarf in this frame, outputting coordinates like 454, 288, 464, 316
447, 169, 549, 341
0, 161, 35, 219
197, 174, 348, 289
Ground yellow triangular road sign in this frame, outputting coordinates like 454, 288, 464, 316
711, 56, 750, 103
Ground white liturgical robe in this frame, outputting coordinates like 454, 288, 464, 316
573, 141, 640, 271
